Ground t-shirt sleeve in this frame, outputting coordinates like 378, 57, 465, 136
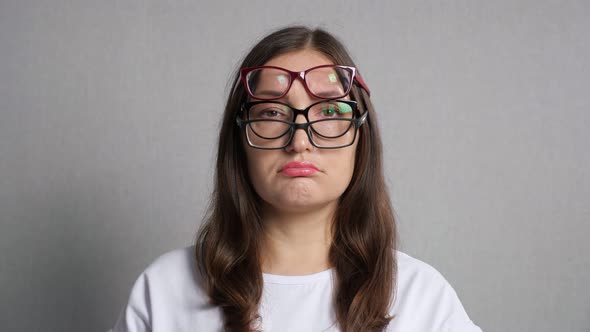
110, 273, 152, 332
442, 318, 483, 332
392, 251, 484, 331
435, 274, 483, 332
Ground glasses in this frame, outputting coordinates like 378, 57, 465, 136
235, 99, 368, 149
240, 64, 371, 101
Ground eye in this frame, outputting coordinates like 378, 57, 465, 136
322, 104, 337, 116
318, 102, 353, 117
249, 103, 291, 120
261, 109, 281, 117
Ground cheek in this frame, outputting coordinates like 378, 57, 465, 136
345, 151, 357, 182
246, 150, 262, 182
245, 149, 275, 192
346, 137, 358, 168
342, 143, 358, 185
328, 147, 357, 189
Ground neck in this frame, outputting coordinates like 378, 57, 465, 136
260, 202, 336, 276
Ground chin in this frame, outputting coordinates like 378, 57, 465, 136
269, 196, 340, 214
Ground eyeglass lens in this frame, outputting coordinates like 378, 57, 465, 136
246, 66, 353, 100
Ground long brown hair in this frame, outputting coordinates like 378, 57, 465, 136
196, 26, 398, 332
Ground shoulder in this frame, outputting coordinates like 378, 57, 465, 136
395, 250, 450, 287
391, 250, 483, 332
111, 246, 223, 331
394, 250, 457, 313
126, 245, 206, 303
143, 245, 197, 278
137, 245, 206, 301
396, 250, 436, 273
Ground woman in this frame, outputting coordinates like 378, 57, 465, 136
110, 26, 483, 332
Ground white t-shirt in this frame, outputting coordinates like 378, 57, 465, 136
109, 246, 483, 332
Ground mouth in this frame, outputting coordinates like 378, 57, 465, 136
280, 161, 319, 177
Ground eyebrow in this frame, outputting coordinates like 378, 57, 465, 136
253, 90, 284, 97
313, 89, 344, 98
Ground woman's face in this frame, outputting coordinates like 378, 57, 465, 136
243, 49, 358, 214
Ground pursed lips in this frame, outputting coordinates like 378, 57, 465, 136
279, 161, 319, 177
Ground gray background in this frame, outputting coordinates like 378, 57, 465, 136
1, 1, 588, 331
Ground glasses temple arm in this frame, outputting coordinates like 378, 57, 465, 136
354, 73, 371, 96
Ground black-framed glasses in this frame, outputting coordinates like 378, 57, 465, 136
235, 99, 368, 149
239, 64, 371, 101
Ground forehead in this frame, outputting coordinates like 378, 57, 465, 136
263, 48, 335, 72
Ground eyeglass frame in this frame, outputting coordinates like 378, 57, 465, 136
235, 99, 368, 150
239, 64, 371, 101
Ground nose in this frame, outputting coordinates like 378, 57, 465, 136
283, 79, 314, 153
284, 114, 313, 153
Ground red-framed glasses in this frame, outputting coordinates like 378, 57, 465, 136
239, 64, 371, 101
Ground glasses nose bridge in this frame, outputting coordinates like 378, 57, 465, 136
293, 122, 309, 130
289, 108, 312, 140
291, 107, 311, 123
295, 70, 306, 81
288, 120, 314, 147
289, 70, 306, 90
285, 70, 310, 98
